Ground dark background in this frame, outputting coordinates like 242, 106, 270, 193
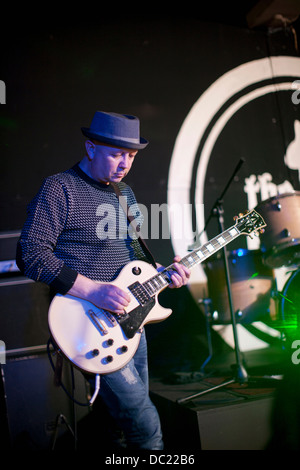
1, 3, 300, 372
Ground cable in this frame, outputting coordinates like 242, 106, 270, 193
46, 338, 100, 407
89, 374, 100, 405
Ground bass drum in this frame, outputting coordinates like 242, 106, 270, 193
255, 192, 300, 269
279, 269, 300, 334
203, 249, 274, 324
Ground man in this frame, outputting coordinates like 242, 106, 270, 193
16, 111, 190, 450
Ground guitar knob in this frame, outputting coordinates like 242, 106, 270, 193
105, 355, 113, 363
132, 266, 141, 275
118, 345, 128, 354
275, 202, 281, 211
91, 349, 99, 357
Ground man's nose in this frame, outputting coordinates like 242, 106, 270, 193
120, 154, 131, 168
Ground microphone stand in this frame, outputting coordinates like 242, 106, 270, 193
178, 158, 248, 404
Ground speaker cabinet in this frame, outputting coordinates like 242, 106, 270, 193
0, 276, 51, 352
2, 352, 89, 449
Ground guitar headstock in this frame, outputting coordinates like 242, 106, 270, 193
234, 209, 266, 237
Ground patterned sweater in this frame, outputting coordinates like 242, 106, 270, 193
16, 163, 149, 294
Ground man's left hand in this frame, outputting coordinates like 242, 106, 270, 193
157, 255, 191, 289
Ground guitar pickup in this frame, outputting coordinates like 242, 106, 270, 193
102, 310, 118, 326
128, 282, 151, 306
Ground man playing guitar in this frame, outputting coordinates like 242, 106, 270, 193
16, 111, 190, 451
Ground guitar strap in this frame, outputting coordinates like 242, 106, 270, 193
111, 183, 157, 269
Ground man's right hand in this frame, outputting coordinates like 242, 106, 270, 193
67, 273, 131, 315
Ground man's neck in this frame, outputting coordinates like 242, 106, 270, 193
78, 159, 109, 185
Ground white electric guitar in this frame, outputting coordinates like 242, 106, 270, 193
48, 210, 266, 375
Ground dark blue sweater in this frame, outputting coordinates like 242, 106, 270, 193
16, 163, 148, 294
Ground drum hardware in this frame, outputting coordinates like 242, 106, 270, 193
178, 159, 281, 405
178, 202, 249, 405
204, 249, 275, 325
197, 298, 252, 375
283, 229, 290, 238
269, 269, 300, 339
179, 159, 264, 404
198, 298, 213, 373
255, 192, 300, 269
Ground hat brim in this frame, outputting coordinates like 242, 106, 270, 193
81, 128, 148, 150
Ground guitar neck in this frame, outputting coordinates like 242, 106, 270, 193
177, 223, 241, 271
142, 223, 242, 297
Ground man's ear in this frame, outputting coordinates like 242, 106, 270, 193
85, 140, 96, 160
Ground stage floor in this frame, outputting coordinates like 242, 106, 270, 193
149, 345, 286, 451
4, 344, 292, 451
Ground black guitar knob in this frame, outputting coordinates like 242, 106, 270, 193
91, 349, 99, 357
132, 266, 141, 275
105, 355, 113, 363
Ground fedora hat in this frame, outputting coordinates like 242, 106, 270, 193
81, 111, 148, 150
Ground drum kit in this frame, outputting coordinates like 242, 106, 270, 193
204, 191, 300, 335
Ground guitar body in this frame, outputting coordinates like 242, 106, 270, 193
48, 260, 172, 375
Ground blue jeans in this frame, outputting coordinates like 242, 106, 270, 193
98, 330, 164, 450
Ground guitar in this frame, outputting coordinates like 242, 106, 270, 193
48, 209, 266, 375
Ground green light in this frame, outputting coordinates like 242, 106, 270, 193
248, 272, 259, 280
278, 292, 294, 305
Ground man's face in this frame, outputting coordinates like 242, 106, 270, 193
88, 141, 138, 184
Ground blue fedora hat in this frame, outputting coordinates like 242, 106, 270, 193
81, 111, 148, 150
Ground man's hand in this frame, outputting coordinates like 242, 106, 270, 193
90, 284, 131, 315
67, 273, 130, 315
157, 255, 191, 289
67, 255, 191, 316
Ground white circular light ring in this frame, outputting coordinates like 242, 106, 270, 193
167, 56, 300, 286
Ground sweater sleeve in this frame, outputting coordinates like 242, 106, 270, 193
16, 176, 78, 294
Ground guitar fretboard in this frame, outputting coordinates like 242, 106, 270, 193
142, 223, 241, 297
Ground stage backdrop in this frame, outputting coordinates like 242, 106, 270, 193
1, 18, 300, 372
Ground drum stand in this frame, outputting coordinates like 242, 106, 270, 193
178, 200, 248, 404
178, 158, 265, 404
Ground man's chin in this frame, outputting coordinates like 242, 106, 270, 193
113, 174, 126, 181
